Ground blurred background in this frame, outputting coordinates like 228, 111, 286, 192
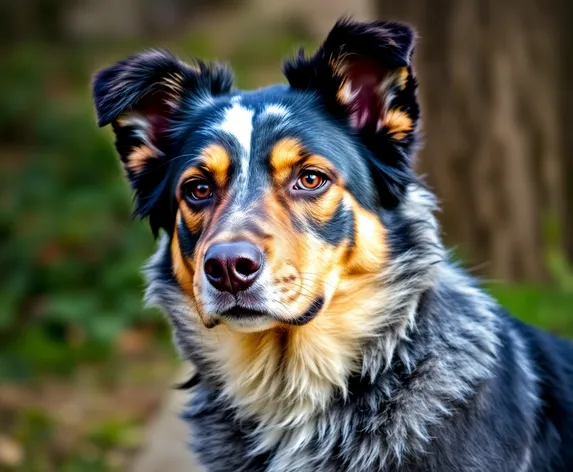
1, 0, 572, 471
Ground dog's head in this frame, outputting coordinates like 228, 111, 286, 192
93, 19, 419, 334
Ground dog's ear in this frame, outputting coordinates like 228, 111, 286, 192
93, 50, 233, 235
283, 19, 419, 207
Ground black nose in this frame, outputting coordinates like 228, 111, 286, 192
203, 242, 263, 294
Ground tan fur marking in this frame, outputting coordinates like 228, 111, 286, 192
116, 112, 150, 130
258, 191, 294, 260
177, 168, 208, 193
162, 72, 184, 94
328, 53, 354, 78
297, 232, 343, 298
116, 116, 131, 128
270, 138, 304, 184
381, 108, 413, 141
398, 67, 409, 91
303, 155, 339, 173
180, 202, 204, 235
161, 72, 190, 110
344, 192, 387, 274
336, 80, 357, 106
126, 145, 154, 173
171, 212, 194, 294
201, 144, 231, 187
302, 185, 344, 225
177, 145, 231, 191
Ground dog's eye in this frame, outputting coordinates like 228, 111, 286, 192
182, 180, 213, 201
295, 171, 328, 191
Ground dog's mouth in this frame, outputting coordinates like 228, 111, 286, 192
204, 297, 325, 331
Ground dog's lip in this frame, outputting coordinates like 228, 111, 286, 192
212, 306, 277, 333
218, 297, 324, 326
219, 306, 272, 319
283, 297, 324, 326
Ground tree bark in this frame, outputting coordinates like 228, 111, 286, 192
557, 1, 573, 266
376, 0, 570, 282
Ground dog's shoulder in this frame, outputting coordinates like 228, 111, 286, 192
506, 313, 573, 471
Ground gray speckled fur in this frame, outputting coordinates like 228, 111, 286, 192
144, 185, 573, 472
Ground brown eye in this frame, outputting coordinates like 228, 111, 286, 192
183, 180, 213, 201
296, 171, 327, 191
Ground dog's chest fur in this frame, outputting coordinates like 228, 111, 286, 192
172, 278, 515, 472
181, 291, 502, 472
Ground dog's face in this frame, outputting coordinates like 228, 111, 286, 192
93, 19, 420, 334
162, 94, 391, 333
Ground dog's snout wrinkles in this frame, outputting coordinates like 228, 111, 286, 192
204, 241, 263, 294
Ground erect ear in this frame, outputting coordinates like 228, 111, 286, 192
283, 19, 420, 207
92, 50, 233, 235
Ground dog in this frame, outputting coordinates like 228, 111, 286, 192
92, 18, 573, 472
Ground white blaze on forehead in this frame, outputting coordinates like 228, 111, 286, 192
218, 102, 254, 152
217, 102, 255, 197
261, 103, 290, 118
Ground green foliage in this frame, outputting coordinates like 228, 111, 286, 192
488, 284, 573, 337
11, 407, 137, 472
489, 213, 573, 338
88, 419, 142, 450
0, 43, 161, 379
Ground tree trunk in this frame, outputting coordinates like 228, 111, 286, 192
557, 1, 573, 266
376, 0, 570, 282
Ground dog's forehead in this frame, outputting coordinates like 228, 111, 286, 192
176, 85, 377, 207
211, 88, 293, 154
212, 92, 291, 172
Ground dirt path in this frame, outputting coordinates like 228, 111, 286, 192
130, 365, 201, 472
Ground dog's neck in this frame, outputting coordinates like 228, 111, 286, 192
145, 186, 500, 465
